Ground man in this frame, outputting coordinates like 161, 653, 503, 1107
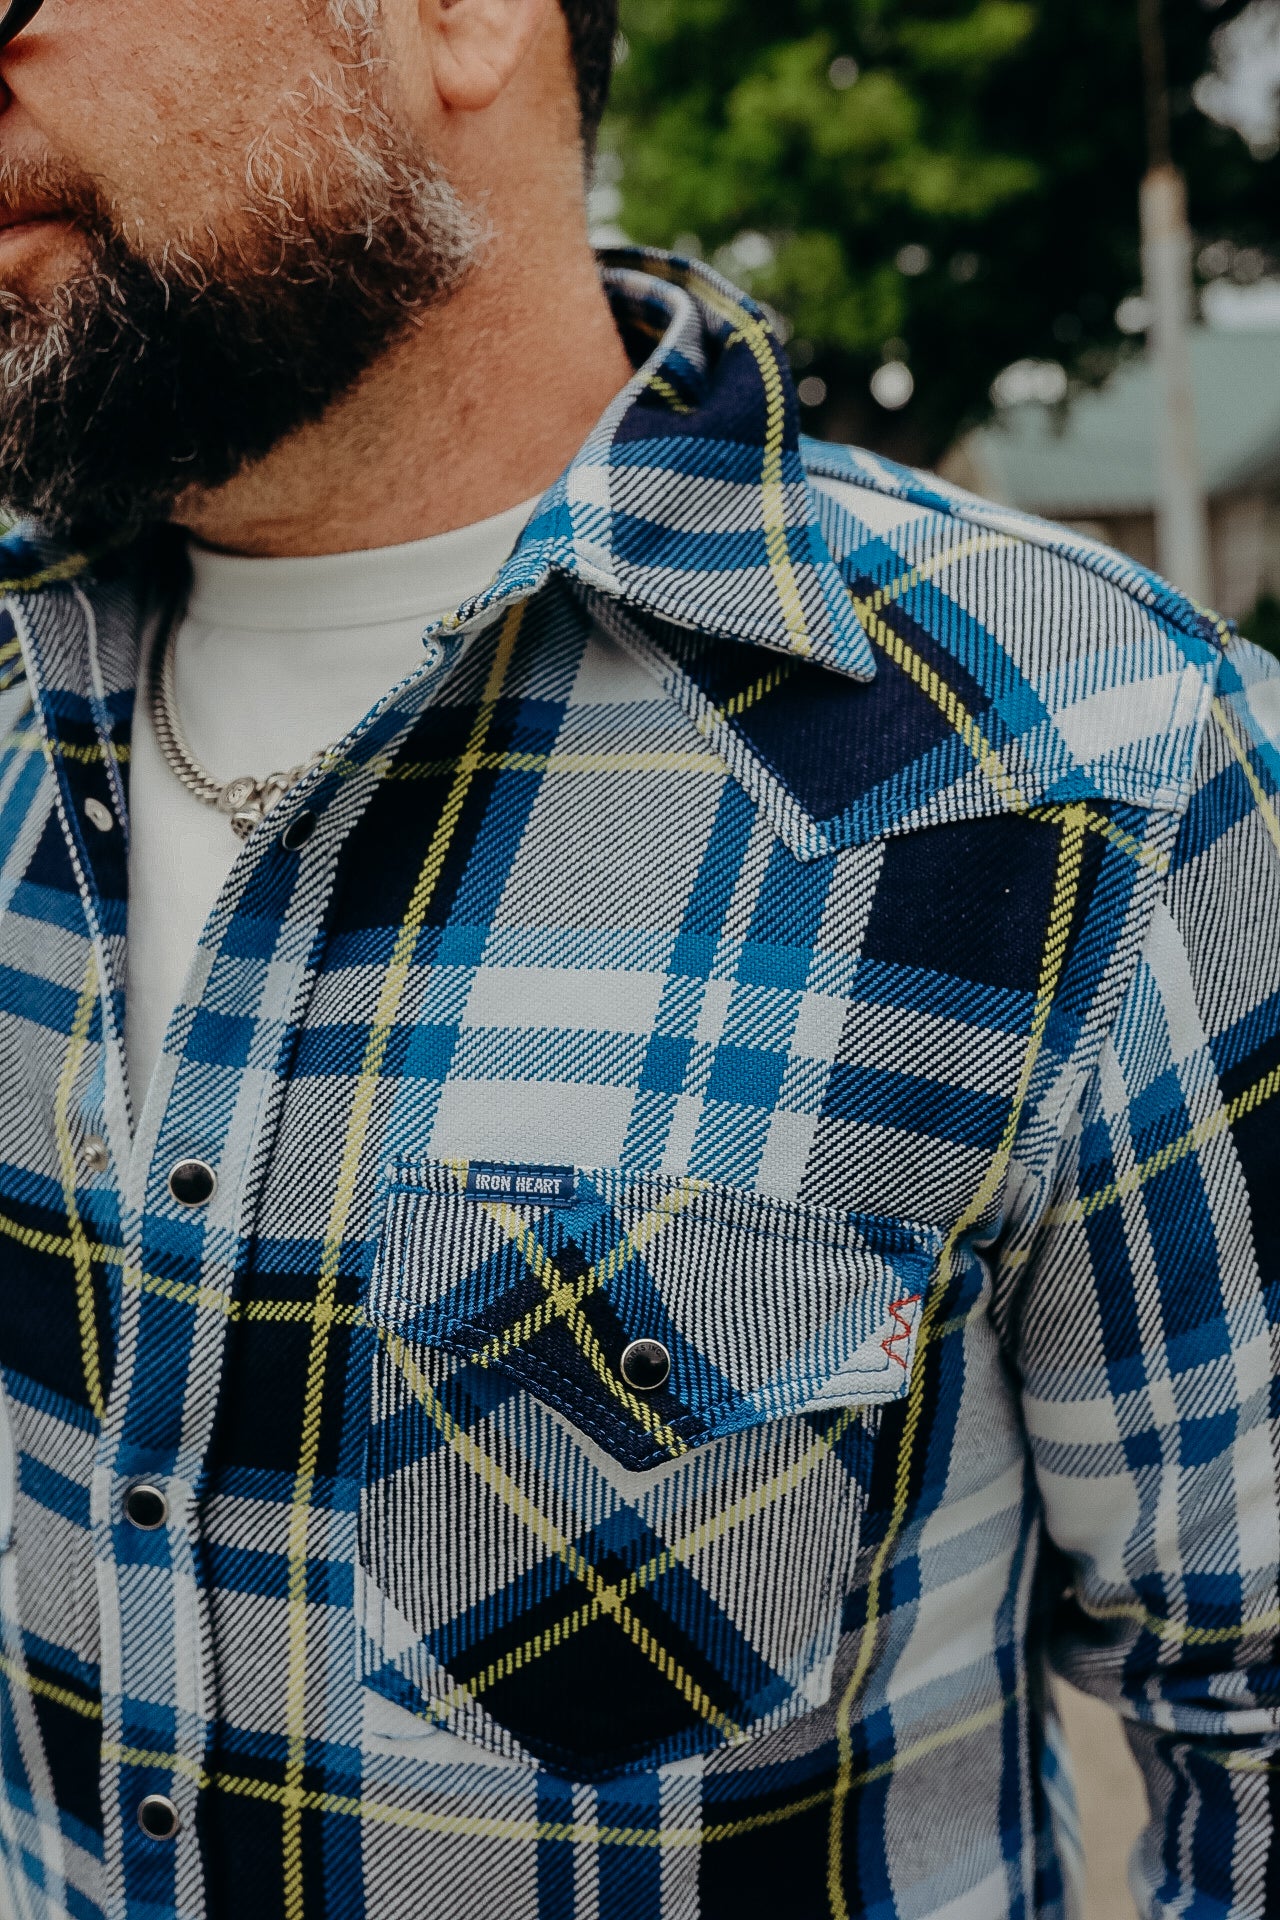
0, 0, 1275, 1915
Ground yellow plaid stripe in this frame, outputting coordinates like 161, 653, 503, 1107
426, 1398, 867, 1721
385, 747, 724, 781
827, 802, 1088, 1918
0, 1647, 1018, 1850
0, 1651, 102, 1721
381, 1327, 747, 1746
1213, 695, 1280, 861
645, 372, 694, 416
2, 727, 129, 767
658, 268, 811, 657
846, 542, 1169, 873
0, 553, 93, 593
462, 1178, 707, 1458
1046, 1061, 1280, 1228
0, 1207, 362, 1328
85, 1693, 1017, 1850
722, 661, 798, 720
52, 960, 106, 1422
280, 605, 528, 1919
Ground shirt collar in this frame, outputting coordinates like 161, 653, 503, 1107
434, 249, 876, 681
1, 252, 875, 688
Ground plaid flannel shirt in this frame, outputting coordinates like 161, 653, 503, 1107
0, 251, 1276, 1920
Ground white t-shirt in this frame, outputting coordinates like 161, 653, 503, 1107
127, 499, 537, 1105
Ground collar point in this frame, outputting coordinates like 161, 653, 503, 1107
779, 600, 879, 684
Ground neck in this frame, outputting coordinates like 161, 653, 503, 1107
175, 235, 633, 560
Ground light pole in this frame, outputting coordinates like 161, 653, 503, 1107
1138, 0, 1213, 605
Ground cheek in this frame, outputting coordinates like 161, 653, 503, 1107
4, 6, 325, 236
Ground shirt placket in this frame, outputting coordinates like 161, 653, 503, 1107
7, 581, 166, 1915
12, 578, 461, 1920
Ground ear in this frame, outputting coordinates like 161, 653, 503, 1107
418, 0, 557, 114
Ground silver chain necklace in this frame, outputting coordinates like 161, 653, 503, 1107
148, 609, 323, 840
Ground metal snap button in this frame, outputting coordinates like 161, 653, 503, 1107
124, 1483, 168, 1531
137, 1794, 179, 1841
619, 1338, 671, 1392
167, 1159, 217, 1208
280, 810, 316, 852
84, 797, 114, 833
82, 1134, 110, 1175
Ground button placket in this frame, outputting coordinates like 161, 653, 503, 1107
136, 1794, 180, 1841
108, 1134, 227, 1907
81, 1133, 110, 1176
279, 810, 317, 851
100, 619, 458, 1912
103, 739, 362, 1910
168, 1159, 217, 1207
8, 575, 444, 1915
123, 1483, 168, 1531
6, 584, 201, 1911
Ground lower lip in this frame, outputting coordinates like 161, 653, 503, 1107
0, 215, 67, 260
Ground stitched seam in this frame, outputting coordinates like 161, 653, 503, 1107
804, 453, 1231, 654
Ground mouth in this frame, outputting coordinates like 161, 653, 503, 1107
0, 206, 71, 270
0, 207, 64, 233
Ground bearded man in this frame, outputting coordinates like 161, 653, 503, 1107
0, 3, 1276, 1918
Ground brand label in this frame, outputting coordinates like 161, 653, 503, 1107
464, 1162, 577, 1206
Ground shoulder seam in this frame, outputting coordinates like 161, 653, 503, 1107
803, 441, 1229, 660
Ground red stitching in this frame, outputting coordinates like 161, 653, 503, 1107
881, 1294, 922, 1370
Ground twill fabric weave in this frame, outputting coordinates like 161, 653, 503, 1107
0, 251, 1275, 1920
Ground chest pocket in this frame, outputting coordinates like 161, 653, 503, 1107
356, 1161, 937, 1781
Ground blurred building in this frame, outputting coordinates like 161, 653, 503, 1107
944, 326, 1280, 619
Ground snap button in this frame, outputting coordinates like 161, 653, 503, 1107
619, 1338, 671, 1393
137, 1794, 179, 1841
280, 810, 316, 852
124, 1483, 168, 1531
168, 1159, 217, 1208
84, 797, 114, 833
82, 1134, 110, 1175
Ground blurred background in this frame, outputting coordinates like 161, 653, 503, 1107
597, 0, 1280, 652
598, 6, 1280, 1916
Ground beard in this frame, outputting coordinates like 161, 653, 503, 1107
0, 59, 482, 545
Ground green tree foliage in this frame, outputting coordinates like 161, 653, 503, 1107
1243, 592, 1280, 658
606, 0, 1280, 461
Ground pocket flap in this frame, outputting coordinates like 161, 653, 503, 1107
369, 1162, 938, 1473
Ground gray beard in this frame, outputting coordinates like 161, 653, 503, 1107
0, 79, 482, 546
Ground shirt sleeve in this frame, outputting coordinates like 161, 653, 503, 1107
1002, 635, 1280, 1919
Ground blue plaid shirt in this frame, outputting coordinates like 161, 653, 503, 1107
0, 251, 1277, 1920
